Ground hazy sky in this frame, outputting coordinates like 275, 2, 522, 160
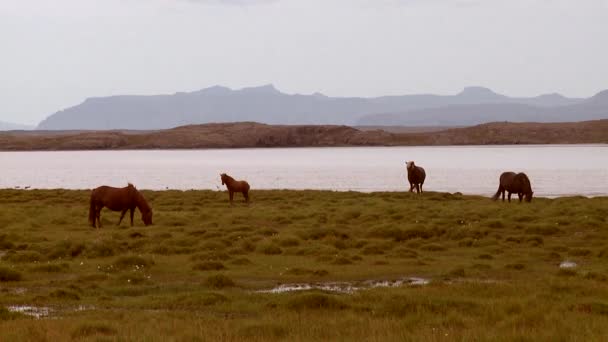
1, 0, 607, 125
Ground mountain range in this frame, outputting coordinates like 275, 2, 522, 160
35, 85, 608, 130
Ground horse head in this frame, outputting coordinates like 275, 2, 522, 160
524, 191, 533, 202
142, 210, 153, 226
220, 173, 226, 185
406, 161, 415, 170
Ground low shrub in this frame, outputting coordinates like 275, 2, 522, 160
0, 267, 22, 282
31, 263, 69, 273
2, 251, 45, 263
421, 243, 447, 252
50, 289, 81, 301
47, 240, 85, 259
287, 293, 348, 310
0, 307, 27, 321
71, 323, 117, 338
86, 240, 121, 258
205, 274, 235, 289
505, 263, 525, 270
229, 257, 252, 265
238, 323, 288, 339
193, 261, 226, 271
113, 255, 154, 270
557, 269, 578, 277
257, 243, 282, 255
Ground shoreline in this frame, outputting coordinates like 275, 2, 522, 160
0, 142, 606, 153
1, 188, 606, 199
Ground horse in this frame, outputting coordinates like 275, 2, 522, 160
88, 183, 153, 228
405, 161, 426, 194
492, 172, 533, 203
220, 173, 250, 204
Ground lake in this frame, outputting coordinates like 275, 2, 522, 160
0, 145, 606, 197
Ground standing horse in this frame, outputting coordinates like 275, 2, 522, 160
405, 161, 426, 194
88, 183, 153, 228
492, 172, 533, 203
220, 173, 250, 204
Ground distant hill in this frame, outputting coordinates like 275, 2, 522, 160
358, 89, 608, 126
3, 120, 606, 151
36, 85, 602, 130
0, 120, 34, 131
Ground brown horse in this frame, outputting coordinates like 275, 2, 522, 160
220, 173, 250, 204
492, 172, 533, 203
88, 183, 153, 228
406, 161, 426, 194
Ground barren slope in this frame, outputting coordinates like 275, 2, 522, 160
1, 120, 606, 151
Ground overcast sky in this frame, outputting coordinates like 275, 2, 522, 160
1, 0, 607, 125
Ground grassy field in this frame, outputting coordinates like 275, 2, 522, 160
0, 189, 607, 341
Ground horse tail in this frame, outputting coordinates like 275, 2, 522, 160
491, 185, 502, 201
88, 192, 96, 227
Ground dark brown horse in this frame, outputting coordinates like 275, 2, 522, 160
88, 183, 153, 228
406, 161, 426, 194
492, 172, 533, 203
220, 173, 250, 204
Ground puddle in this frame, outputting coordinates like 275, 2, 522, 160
257, 277, 429, 294
5, 305, 96, 319
7, 305, 53, 319
560, 261, 577, 269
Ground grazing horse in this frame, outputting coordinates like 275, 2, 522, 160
492, 172, 533, 203
88, 183, 153, 228
220, 173, 250, 204
405, 161, 426, 194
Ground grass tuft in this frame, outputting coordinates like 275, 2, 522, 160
0, 307, 28, 321
0, 267, 22, 282
113, 255, 155, 270
239, 323, 288, 338
71, 323, 117, 338
287, 293, 349, 311
205, 274, 235, 289
193, 261, 226, 271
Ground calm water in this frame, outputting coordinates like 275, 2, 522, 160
0, 145, 606, 197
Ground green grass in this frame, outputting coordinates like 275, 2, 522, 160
0, 189, 607, 340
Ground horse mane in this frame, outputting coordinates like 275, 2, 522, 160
516, 173, 532, 193
135, 190, 151, 213
222, 173, 235, 182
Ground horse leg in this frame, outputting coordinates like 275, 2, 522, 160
130, 207, 135, 226
420, 183, 423, 194
229, 191, 234, 204
243, 191, 249, 203
518, 193, 523, 202
501, 190, 505, 202
415, 184, 420, 194
96, 206, 103, 228
409, 183, 414, 192
507, 192, 512, 203
118, 209, 127, 226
